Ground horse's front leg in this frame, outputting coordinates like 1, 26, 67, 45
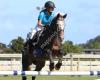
55, 57, 62, 70
55, 49, 64, 70
47, 49, 54, 71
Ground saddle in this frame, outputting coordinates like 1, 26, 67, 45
32, 26, 49, 46
32, 30, 43, 46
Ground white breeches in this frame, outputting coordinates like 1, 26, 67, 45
27, 26, 42, 39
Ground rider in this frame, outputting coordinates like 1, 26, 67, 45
24, 1, 56, 48
26, 1, 64, 45
29, 1, 56, 40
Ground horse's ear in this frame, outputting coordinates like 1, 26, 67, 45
57, 13, 60, 18
63, 14, 67, 19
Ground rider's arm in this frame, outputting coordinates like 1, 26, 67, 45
37, 20, 44, 28
37, 11, 44, 29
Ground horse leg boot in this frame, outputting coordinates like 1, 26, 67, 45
47, 49, 54, 71
32, 61, 45, 80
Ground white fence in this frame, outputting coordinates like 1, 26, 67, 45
0, 61, 21, 71
0, 54, 100, 71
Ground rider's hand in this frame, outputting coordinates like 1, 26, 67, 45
43, 25, 49, 29
45, 25, 49, 28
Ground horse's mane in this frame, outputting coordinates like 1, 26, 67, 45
50, 15, 57, 27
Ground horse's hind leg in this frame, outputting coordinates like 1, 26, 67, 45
22, 52, 32, 80
22, 57, 28, 80
32, 61, 45, 80
22, 64, 29, 80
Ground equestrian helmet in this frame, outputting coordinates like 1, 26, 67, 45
45, 1, 55, 8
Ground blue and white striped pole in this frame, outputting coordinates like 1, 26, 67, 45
0, 71, 100, 76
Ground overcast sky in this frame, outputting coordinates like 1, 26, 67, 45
0, 0, 100, 45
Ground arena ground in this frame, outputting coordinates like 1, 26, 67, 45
0, 76, 99, 80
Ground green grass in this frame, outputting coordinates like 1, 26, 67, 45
0, 76, 100, 80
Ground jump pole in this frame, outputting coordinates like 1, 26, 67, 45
0, 71, 100, 76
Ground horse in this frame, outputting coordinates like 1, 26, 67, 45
22, 13, 67, 80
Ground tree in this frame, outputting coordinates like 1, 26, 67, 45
71, 45, 83, 53
62, 41, 83, 54
0, 43, 6, 49
80, 35, 100, 49
9, 36, 24, 53
0, 42, 14, 53
3, 48, 14, 53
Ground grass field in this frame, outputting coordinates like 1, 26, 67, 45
0, 76, 100, 80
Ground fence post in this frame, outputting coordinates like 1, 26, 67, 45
77, 58, 80, 71
70, 53, 73, 71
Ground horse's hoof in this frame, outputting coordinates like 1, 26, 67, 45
55, 63, 62, 70
49, 63, 54, 71
50, 69, 54, 71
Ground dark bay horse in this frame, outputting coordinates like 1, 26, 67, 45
22, 13, 67, 80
